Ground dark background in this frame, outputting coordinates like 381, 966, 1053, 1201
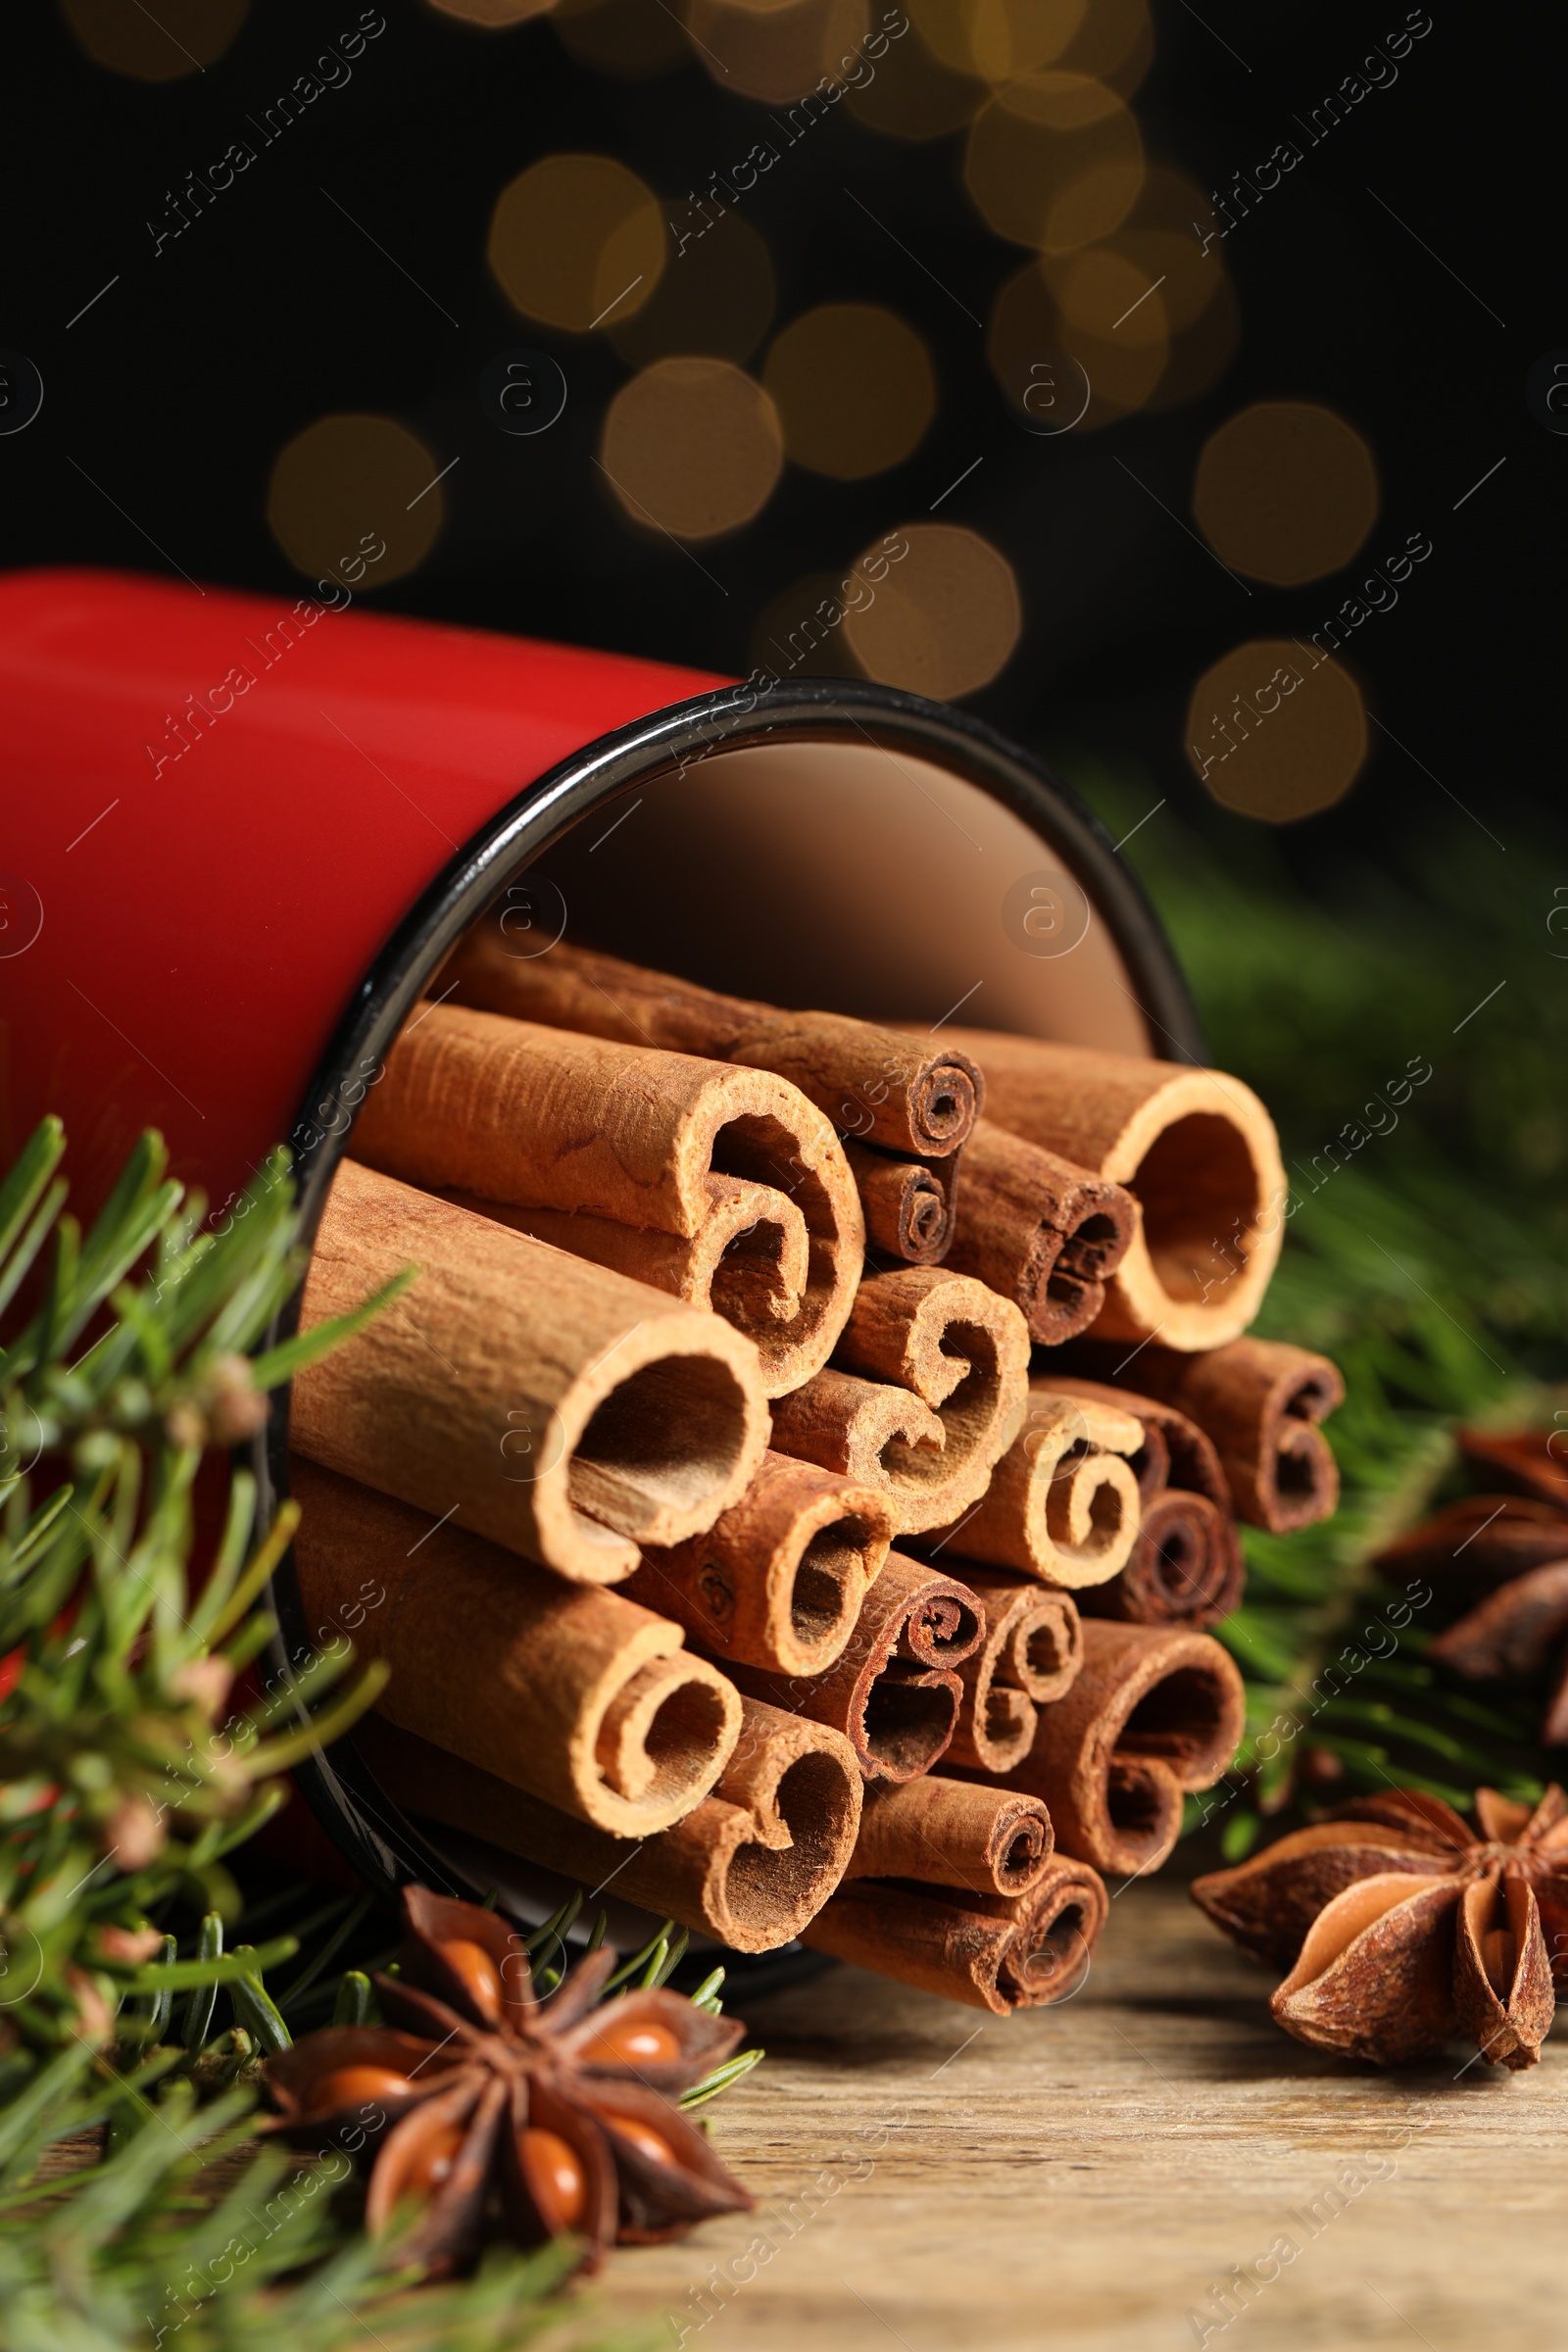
2, 0, 1553, 893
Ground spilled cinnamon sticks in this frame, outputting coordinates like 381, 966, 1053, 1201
292, 1161, 770, 1584
352, 1002, 863, 1397
934, 1386, 1144, 1589
291, 1461, 742, 1836
1053, 1378, 1245, 1631
944, 1119, 1137, 1347
444, 931, 984, 1161
358, 1696, 862, 1954
945, 1578, 1083, 1774
1066, 1336, 1343, 1534
770, 1267, 1030, 1534
624, 1450, 895, 1678
941, 1027, 1286, 1349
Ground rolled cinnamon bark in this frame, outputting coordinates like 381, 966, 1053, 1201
357, 1696, 861, 1955
945, 1577, 1083, 1774
1066, 1337, 1343, 1533
843, 1140, 956, 1266
801, 1881, 1025, 2014
944, 1120, 1137, 1348
941, 1027, 1286, 1349
624, 1450, 896, 1678
351, 1002, 862, 1397
445, 931, 983, 1159
802, 1850, 1109, 2014
975, 1855, 1110, 2007
291, 1161, 770, 1584
995, 1619, 1246, 1877
932, 1387, 1143, 1588
1052, 1378, 1245, 1631
290, 1460, 742, 1837
770, 1268, 1029, 1536
847, 1775, 1054, 1897
726, 1551, 985, 1784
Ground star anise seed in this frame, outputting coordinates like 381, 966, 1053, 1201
266, 1886, 754, 2275
1192, 1785, 1568, 2070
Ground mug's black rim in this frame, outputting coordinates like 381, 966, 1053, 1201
252, 673, 1205, 1978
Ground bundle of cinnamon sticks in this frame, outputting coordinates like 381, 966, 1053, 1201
287, 919, 1341, 2013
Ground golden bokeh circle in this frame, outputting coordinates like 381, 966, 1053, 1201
489, 155, 664, 333
1194, 403, 1380, 586
1187, 642, 1368, 823
914, 0, 1083, 83
426, 0, 557, 22
686, 0, 870, 103
842, 523, 1021, 699
610, 212, 776, 367
845, 15, 987, 138
267, 416, 446, 587
965, 73, 1144, 252
1053, 0, 1152, 95
600, 360, 783, 540
764, 304, 935, 478
60, 0, 247, 78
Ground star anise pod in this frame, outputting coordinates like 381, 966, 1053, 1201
266, 1886, 754, 2276
1192, 1786, 1568, 2070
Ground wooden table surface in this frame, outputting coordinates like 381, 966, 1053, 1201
596, 1877, 1568, 2352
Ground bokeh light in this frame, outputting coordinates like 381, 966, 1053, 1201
60, 0, 247, 78
426, 0, 557, 22
1187, 641, 1368, 822
845, 19, 987, 139
686, 0, 869, 103
965, 73, 1144, 252
267, 416, 446, 587
763, 305, 935, 478
751, 572, 869, 679
489, 155, 664, 333
842, 523, 1021, 698
1193, 403, 1380, 586
553, 0, 688, 74
1053, 0, 1152, 95
610, 213, 776, 368
914, 0, 1083, 83
600, 360, 783, 540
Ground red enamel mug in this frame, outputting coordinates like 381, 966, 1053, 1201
0, 566, 1200, 1967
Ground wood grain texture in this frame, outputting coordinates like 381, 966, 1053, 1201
591, 1878, 1568, 2352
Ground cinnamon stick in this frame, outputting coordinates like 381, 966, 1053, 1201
802, 1852, 1109, 2013
1051, 1377, 1244, 1631
1066, 1336, 1343, 1533
291, 1160, 770, 1584
847, 1774, 1054, 1897
945, 1577, 1083, 1774
932, 1387, 1143, 1588
974, 1855, 1110, 2007
943, 1119, 1136, 1347
357, 1696, 861, 1954
351, 1002, 863, 1397
801, 1881, 1025, 2014
726, 1551, 985, 1784
290, 1460, 742, 1837
939, 1026, 1286, 1348
623, 1450, 896, 1678
771, 1268, 1029, 1535
994, 1619, 1246, 1876
445, 931, 983, 1158
843, 1140, 956, 1265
